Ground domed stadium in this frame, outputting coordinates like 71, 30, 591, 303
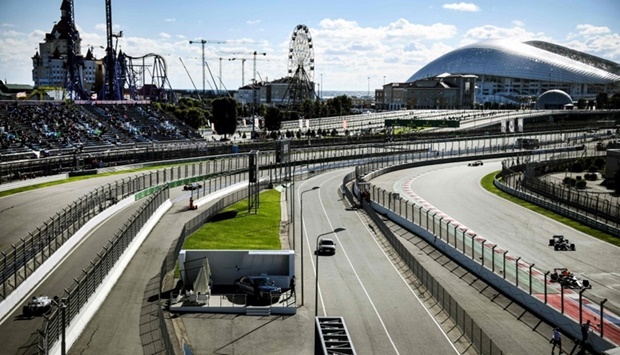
536, 89, 573, 109
406, 39, 620, 105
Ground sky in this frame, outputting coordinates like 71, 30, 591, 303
1, 0, 619, 92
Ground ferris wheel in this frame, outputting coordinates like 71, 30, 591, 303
285, 24, 315, 105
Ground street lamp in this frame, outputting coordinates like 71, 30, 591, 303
300, 186, 320, 306
579, 282, 592, 325
315, 228, 345, 317
53, 296, 67, 355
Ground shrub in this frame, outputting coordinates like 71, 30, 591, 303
575, 180, 587, 189
570, 161, 585, 172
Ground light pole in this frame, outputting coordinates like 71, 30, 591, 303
320, 73, 323, 100
53, 296, 67, 355
315, 228, 345, 317
300, 186, 320, 306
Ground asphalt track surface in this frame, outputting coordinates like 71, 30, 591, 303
371, 159, 620, 311
71, 169, 462, 355
0, 159, 614, 354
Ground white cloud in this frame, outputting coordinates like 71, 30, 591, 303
2, 23, 15, 28
159, 32, 171, 39
461, 24, 550, 44
309, 18, 459, 89
442, 2, 480, 12
246, 20, 261, 25
164, 18, 176, 23
512, 20, 524, 27
575, 24, 610, 37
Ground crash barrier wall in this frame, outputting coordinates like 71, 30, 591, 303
0, 195, 134, 323
0, 140, 485, 303
502, 173, 620, 238
522, 175, 620, 227
0, 121, 599, 184
500, 152, 620, 227
343, 170, 501, 354
520, 165, 619, 227
0, 154, 254, 302
37, 185, 170, 355
354, 159, 617, 352
0, 135, 599, 349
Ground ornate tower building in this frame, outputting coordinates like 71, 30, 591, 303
31, 0, 98, 93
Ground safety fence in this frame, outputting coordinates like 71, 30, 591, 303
1, 132, 611, 353
504, 154, 620, 229
352, 152, 617, 352
0, 155, 252, 301
37, 185, 169, 354
343, 170, 502, 354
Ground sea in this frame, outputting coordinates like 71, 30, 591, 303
320, 90, 370, 99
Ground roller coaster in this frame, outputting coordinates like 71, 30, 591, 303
62, 0, 174, 102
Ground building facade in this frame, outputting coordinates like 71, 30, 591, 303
31, 0, 99, 92
379, 74, 477, 110
406, 39, 620, 105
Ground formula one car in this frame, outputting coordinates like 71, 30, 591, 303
22, 295, 53, 317
548, 235, 575, 251
468, 160, 484, 167
183, 182, 202, 191
550, 268, 589, 289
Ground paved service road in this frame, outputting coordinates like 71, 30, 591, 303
300, 170, 459, 354
176, 169, 460, 355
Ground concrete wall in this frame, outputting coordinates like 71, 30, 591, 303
179, 250, 294, 289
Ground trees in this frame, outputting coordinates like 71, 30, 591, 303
264, 106, 283, 132
596, 92, 609, 109
211, 97, 237, 138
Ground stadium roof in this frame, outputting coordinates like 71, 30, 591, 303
407, 39, 620, 85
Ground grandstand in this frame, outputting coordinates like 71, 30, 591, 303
0, 102, 204, 161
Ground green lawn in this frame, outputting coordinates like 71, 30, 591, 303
182, 189, 282, 250
482, 172, 619, 247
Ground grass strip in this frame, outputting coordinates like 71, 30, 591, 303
482, 172, 618, 247
183, 189, 281, 250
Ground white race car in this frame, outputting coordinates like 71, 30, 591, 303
22, 295, 53, 317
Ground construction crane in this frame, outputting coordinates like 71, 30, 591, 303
189, 39, 228, 93
179, 57, 203, 102
229, 56, 270, 87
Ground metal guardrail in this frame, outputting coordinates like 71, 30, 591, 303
2, 133, 610, 353
0, 155, 252, 301
37, 185, 169, 354
351, 150, 618, 352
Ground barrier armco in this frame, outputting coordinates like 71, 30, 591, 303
48, 199, 172, 355
0, 196, 134, 324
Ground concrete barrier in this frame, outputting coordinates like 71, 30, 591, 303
0, 196, 134, 324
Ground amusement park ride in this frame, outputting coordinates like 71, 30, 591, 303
58, 1, 316, 106
62, 0, 174, 101
281, 24, 317, 106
